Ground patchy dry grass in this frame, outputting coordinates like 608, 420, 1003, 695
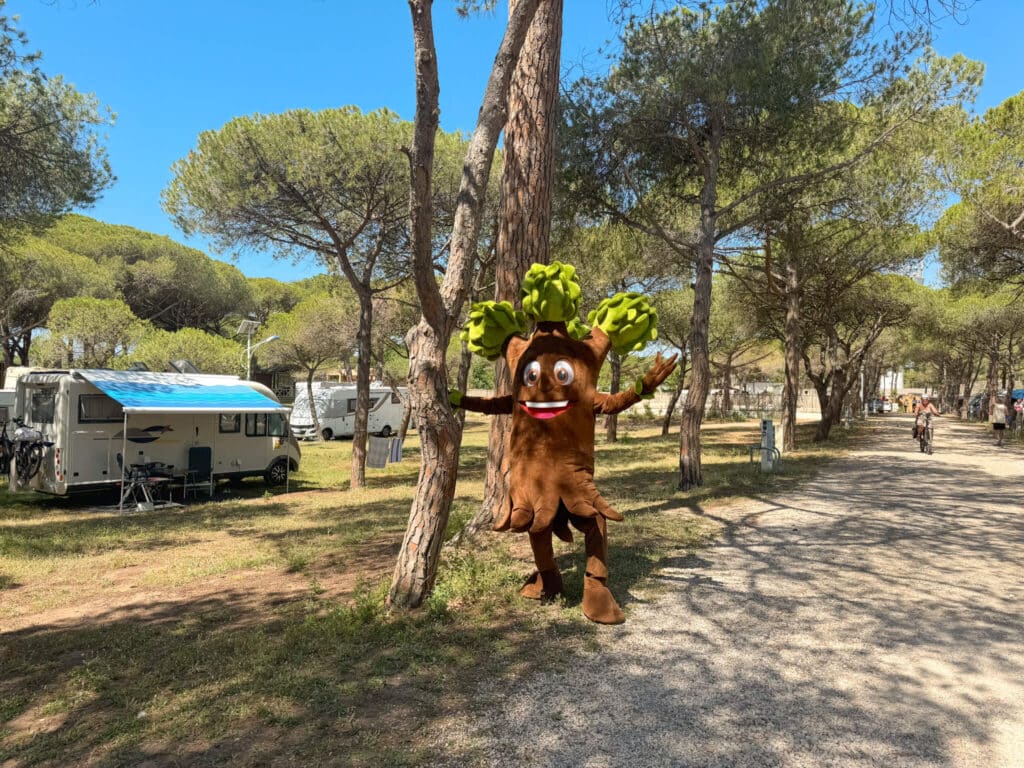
0, 417, 863, 767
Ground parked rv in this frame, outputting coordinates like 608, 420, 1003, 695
0, 389, 13, 427
290, 382, 406, 440
9, 369, 300, 496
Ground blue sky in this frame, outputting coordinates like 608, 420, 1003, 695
8, 0, 1023, 281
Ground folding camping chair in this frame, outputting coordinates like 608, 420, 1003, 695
183, 446, 215, 499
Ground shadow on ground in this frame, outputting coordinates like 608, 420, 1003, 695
433, 417, 1024, 767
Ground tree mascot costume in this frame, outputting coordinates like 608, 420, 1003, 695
450, 262, 677, 624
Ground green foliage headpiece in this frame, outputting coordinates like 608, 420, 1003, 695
460, 262, 660, 361
461, 301, 529, 361
588, 292, 659, 355
520, 261, 582, 323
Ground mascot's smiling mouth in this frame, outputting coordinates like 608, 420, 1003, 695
520, 400, 574, 419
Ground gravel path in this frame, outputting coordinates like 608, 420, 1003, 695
436, 417, 1024, 767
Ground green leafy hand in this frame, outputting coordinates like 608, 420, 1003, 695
588, 292, 659, 354
461, 301, 528, 361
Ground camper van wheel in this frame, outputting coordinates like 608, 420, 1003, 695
265, 458, 288, 486
379, 425, 392, 438
321, 428, 334, 441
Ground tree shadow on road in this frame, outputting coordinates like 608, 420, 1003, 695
434, 418, 1024, 767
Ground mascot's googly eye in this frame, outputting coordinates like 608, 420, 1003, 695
523, 360, 541, 387
553, 359, 574, 385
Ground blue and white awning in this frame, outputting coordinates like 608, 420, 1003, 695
75, 370, 287, 414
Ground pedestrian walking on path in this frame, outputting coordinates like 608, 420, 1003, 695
991, 398, 1008, 446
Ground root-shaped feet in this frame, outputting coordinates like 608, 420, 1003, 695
520, 568, 564, 601
582, 575, 625, 624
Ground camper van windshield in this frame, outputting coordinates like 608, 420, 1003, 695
291, 389, 333, 422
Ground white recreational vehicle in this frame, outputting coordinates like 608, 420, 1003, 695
9, 369, 301, 496
0, 391, 14, 434
0, 389, 14, 428
290, 382, 407, 441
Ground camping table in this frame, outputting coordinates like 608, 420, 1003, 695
120, 463, 177, 512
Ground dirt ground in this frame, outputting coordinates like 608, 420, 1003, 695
433, 416, 1024, 767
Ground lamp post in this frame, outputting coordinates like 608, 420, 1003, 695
246, 335, 279, 380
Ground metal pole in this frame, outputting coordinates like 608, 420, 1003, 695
246, 333, 252, 380
119, 411, 128, 514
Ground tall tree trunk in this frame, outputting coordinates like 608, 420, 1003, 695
720, 353, 734, 416
661, 358, 687, 436
984, 343, 1000, 420
455, 339, 472, 428
780, 259, 800, 452
814, 370, 845, 442
958, 352, 975, 420
399, 400, 413, 440
16, 332, 30, 365
0, 344, 10, 389
350, 291, 373, 489
306, 370, 324, 442
678, 130, 720, 491
390, 0, 539, 610
470, 0, 562, 538
1004, 333, 1016, 417
604, 350, 622, 441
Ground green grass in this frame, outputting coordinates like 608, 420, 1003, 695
0, 417, 863, 766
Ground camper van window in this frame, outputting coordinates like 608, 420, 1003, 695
268, 413, 286, 436
30, 389, 56, 424
347, 399, 357, 414
78, 394, 123, 423
219, 414, 241, 433
0, 406, 8, 425
391, 392, 402, 405
245, 413, 268, 437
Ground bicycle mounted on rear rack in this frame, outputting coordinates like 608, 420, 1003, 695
3, 418, 55, 486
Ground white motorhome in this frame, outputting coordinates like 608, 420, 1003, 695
10, 369, 301, 496
290, 382, 406, 440
0, 389, 14, 428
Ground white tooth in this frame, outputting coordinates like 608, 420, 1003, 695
525, 400, 569, 408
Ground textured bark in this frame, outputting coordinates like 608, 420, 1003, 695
720, 352, 734, 416
306, 370, 323, 442
390, 0, 540, 610
661, 360, 687, 436
983, 345, 999, 420
958, 352, 975, 420
398, 400, 413, 440
471, 0, 563, 538
679, 129, 720, 490
349, 292, 374, 488
455, 340, 472, 428
780, 259, 801, 452
605, 351, 621, 442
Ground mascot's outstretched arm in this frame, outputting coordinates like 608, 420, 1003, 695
450, 390, 515, 415
594, 352, 678, 415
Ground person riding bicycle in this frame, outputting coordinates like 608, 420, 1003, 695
913, 395, 939, 439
